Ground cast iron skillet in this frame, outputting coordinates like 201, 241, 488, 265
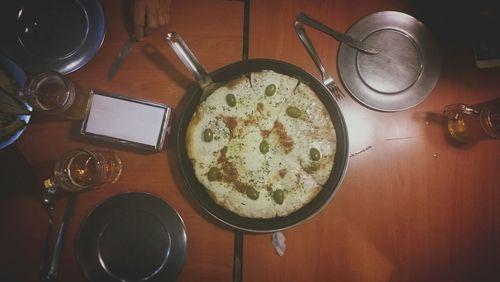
168, 34, 349, 233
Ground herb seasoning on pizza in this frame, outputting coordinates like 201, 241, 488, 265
186, 70, 336, 218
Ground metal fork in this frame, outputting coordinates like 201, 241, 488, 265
294, 21, 344, 101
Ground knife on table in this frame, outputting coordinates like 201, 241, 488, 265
46, 193, 77, 280
107, 35, 138, 81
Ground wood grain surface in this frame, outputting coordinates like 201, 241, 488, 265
0, 0, 499, 282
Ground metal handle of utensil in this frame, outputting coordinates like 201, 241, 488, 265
46, 193, 77, 280
40, 190, 56, 277
294, 21, 330, 82
46, 222, 66, 280
296, 12, 379, 55
40, 217, 53, 276
165, 32, 214, 89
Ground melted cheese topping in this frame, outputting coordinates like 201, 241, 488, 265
186, 70, 336, 218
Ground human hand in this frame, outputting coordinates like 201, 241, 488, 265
132, 0, 171, 40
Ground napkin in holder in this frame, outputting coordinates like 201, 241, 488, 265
81, 90, 172, 152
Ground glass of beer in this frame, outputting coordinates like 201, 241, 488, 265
24, 71, 91, 120
44, 148, 122, 192
444, 98, 500, 143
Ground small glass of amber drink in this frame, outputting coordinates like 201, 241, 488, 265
44, 148, 122, 193
444, 98, 500, 143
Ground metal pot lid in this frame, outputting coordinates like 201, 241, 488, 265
338, 11, 441, 112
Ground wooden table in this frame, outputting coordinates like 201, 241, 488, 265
1, 0, 499, 281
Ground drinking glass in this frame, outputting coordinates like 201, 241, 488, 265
24, 71, 91, 120
44, 148, 122, 192
444, 97, 500, 143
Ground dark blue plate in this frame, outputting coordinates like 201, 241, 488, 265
0, 0, 105, 74
0, 56, 31, 150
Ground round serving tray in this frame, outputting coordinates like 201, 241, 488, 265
338, 11, 441, 112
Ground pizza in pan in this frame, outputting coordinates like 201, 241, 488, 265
186, 70, 336, 218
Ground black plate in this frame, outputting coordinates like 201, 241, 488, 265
0, 0, 105, 74
77, 192, 187, 282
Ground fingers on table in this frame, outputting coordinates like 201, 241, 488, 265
133, 0, 146, 40
158, 0, 166, 26
133, 0, 172, 40
146, 0, 160, 30
159, 0, 172, 25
